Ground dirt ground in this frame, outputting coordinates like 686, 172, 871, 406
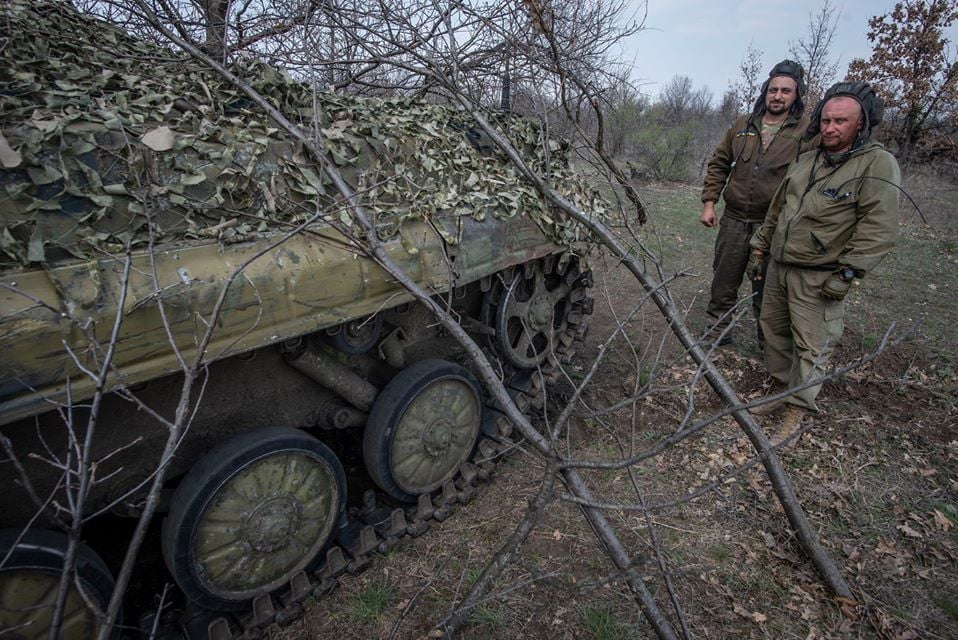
275, 182, 958, 640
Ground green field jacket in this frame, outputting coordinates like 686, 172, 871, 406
750, 142, 900, 277
701, 112, 810, 221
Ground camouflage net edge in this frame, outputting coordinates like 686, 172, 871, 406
0, 0, 608, 271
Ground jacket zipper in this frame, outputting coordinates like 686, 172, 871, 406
777, 151, 838, 263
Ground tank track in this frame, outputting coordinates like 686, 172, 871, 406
147, 256, 593, 640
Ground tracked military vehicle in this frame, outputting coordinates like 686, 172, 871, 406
0, 2, 600, 637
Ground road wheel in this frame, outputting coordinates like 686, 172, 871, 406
0, 529, 118, 639
363, 360, 482, 502
161, 427, 345, 611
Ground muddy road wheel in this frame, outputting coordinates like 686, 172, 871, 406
0, 529, 118, 639
161, 427, 345, 611
363, 360, 482, 502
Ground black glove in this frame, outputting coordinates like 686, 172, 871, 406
745, 252, 765, 281
821, 273, 852, 300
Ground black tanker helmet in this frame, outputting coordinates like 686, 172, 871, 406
803, 81, 884, 152
752, 59, 807, 116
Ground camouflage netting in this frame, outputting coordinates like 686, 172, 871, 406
0, 0, 607, 271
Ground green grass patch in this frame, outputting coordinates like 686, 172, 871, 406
468, 605, 506, 631
937, 597, 958, 621
582, 607, 631, 640
465, 567, 483, 588
348, 580, 394, 622
707, 542, 731, 563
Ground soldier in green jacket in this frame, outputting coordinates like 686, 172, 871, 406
748, 81, 900, 417
700, 60, 811, 347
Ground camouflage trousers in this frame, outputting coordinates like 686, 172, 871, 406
706, 216, 767, 342
759, 260, 845, 411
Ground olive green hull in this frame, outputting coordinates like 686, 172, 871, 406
0, 213, 558, 426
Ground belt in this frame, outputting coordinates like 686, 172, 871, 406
774, 260, 839, 272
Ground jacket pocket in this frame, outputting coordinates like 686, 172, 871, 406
814, 190, 859, 218
736, 133, 757, 163
809, 231, 829, 255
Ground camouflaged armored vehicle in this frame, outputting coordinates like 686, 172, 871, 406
0, 2, 598, 636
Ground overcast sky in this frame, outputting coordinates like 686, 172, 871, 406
619, 0, 958, 100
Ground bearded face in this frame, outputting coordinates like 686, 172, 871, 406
764, 76, 798, 116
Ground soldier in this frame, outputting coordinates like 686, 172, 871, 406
747, 81, 900, 424
700, 60, 810, 347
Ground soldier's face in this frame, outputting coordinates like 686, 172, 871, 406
764, 77, 798, 116
820, 97, 864, 153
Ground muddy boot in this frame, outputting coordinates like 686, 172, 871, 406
749, 396, 786, 416
703, 325, 735, 348
769, 405, 809, 448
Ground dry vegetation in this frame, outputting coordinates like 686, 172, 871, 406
275, 180, 957, 640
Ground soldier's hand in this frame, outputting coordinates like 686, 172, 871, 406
700, 202, 717, 228
746, 251, 765, 281
821, 274, 851, 300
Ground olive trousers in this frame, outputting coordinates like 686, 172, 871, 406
707, 216, 766, 341
759, 260, 845, 411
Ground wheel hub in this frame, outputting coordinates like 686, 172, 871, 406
527, 296, 553, 331
243, 496, 300, 553
346, 320, 372, 343
422, 417, 455, 457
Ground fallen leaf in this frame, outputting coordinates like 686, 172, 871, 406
929, 547, 948, 561
751, 611, 767, 623
835, 596, 860, 621
141, 125, 175, 151
875, 538, 897, 555
0, 132, 21, 168
732, 604, 752, 619
932, 509, 953, 531
896, 523, 923, 539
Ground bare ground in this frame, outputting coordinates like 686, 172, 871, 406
275, 183, 958, 640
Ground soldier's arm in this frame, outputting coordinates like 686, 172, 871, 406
700, 124, 737, 204
840, 152, 901, 277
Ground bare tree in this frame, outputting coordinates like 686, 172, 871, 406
660, 75, 712, 124
730, 41, 764, 113
789, 0, 841, 106
603, 77, 649, 159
